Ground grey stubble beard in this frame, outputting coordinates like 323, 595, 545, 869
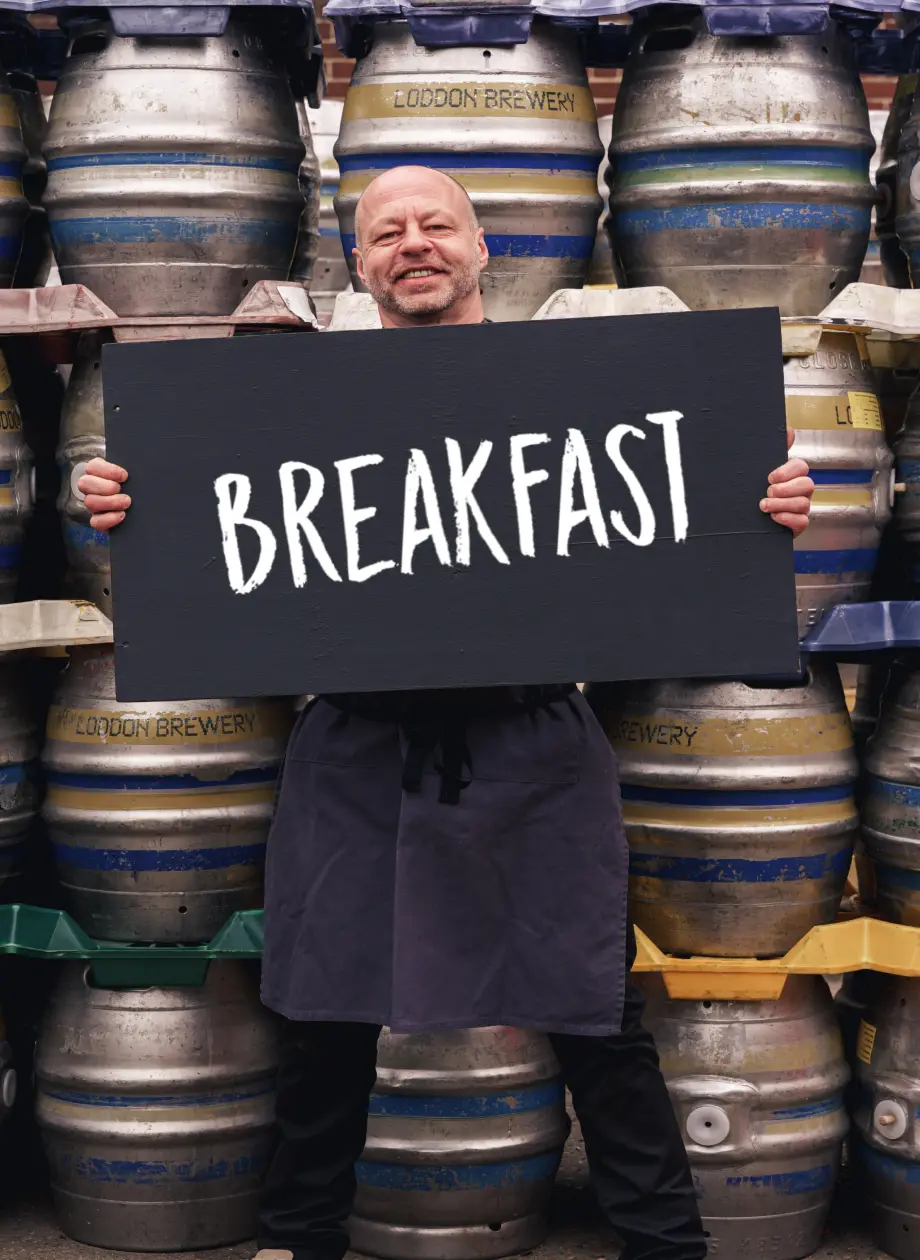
366, 251, 483, 319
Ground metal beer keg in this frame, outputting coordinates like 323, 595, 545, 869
0, 72, 28, 287
352, 1026, 569, 1259
306, 98, 350, 319
0, 660, 38, 897
608, 12, 874, 315
44, 19, 304, 316
0, 351, 32, 603
56, 337, 108, 614
41, 645, 292, 942
877, 80, 916, 289
601, 662, 859, 957
335, 21, 603, 321
785, 331, 893, 634
35, 961, 278, 1251
853, 976, 920, 1260
642, 974, 848, 1260
290, 97, 321, 287
862, 669, 920, 924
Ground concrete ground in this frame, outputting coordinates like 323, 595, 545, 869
0, 1119, 888, 1260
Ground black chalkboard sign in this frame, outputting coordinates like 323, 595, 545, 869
104, 308, 799, 701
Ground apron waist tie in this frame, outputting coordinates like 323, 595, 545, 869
323, 684, 576, 806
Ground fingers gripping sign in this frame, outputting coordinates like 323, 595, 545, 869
78, 457, 131, 531
760, 431, 815, 537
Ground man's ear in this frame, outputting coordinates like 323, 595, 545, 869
354, 246, 366, 286
476, 226, 489, 271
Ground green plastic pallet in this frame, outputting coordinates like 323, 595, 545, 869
0, 905, 265, 986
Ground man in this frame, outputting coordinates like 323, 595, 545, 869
81, 166, 814, 1260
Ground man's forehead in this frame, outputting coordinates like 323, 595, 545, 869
362, 185, 464, 222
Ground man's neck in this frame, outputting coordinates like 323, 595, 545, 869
378, 290, 486, 329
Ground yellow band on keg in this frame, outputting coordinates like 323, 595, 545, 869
339, 169, 598, 198
342, 81, 597, 122
47, 705, 290, 744
46, 784, 276, 811
894, 73, 919, 100
785, 393, 883, 431
810, 487, 874, 507
622, 797, 856, 828
0, 405, 21, 432
0, 359, 12, 394
0, 98, 19, 130
607, 712, 852, 755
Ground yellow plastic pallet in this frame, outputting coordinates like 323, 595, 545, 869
631, 918, 920, 1000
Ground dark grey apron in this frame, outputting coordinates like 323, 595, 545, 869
261, 687, 630, 1036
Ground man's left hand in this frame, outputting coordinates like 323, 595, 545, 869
761, 431, 814, 537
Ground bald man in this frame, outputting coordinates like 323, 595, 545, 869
81, 165, 814, 1260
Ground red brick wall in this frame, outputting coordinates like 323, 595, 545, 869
317, 10, 898, 114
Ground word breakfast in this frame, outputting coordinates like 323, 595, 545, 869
215, 411, 689, 596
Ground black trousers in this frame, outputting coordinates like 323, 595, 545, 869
258, 945, 707, 1260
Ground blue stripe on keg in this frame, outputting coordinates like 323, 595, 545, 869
46, 1084, 273, 1107
355, 1149, 561, 1191
63, 521, 109, 549
318, 226, 341, 237
45, 767, 277, 792
337, 151, 600, 174
809, 469, 873, 485
793, 548, 878, 574
614, 203, 870, 234
629, 850, 851, 883
51, 840, 266, 872
0, 235, 21, 261
870, 864, 920, 891
0, 764, 27, 785
859, 1145, 920, 1185
0, 470, 12, 486
724, 1165, 833, 1195
865, 776, 920, 808
49, 217, 296, 248
342, 231, 595, 260
70, 1152, 268, 1184
898, 459, 920, 481
368, 1081, 563, 1118
619, 784, 851, 808
46, 151, 301, 173
770, 1098, 843, 1120
616, 146, 868, 173
320, 183, 337, 195
0, 544, 21, 566
0, 161, 22, 179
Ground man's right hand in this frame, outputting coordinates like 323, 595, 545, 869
78, 458, 131, 531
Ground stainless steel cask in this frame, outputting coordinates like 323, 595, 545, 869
785, 331, 892, 634
290, 97, 321, 286
862, 670, 920, 924
44, 20, 304, 316
56, 337, 108, 614
609, 12, 874, 315
352, 1026, 568, 1259
853, 976, 920, 1260
642, 975, 848, 1260
35, 962, 278, 1251
0, 351, 32, 603
601, 663, 859, 956
306, 98, 350, 320
41, 646, 292, 942
335, 21, 603, 321
0, 73, 28, 287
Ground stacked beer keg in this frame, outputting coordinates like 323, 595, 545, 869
22, 14, 312, 1248
334, 18, 604, 321
590, 667, 855, 1258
